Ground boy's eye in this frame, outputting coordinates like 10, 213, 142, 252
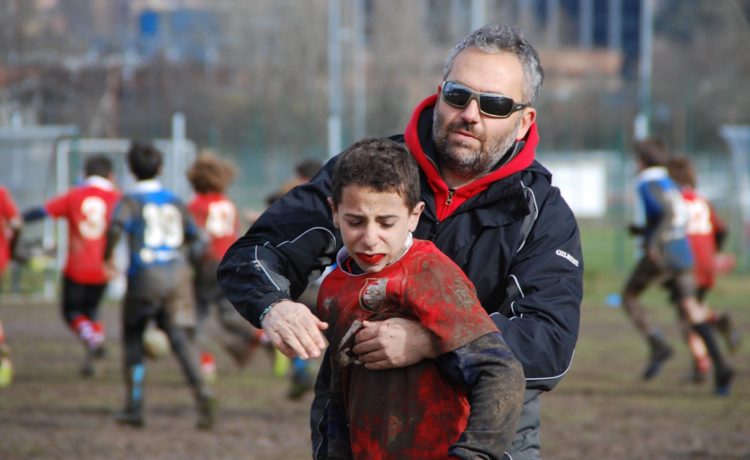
345, 219, 363, 227
380, 222, 395, 229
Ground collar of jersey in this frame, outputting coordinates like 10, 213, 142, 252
636, 166, 668, 183
131, 179, 163, 193
83, 175, 115, 190
335, 232, 414, 276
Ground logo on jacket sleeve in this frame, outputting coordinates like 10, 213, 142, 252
359, 278, 388, 312
555, 249, 580, 267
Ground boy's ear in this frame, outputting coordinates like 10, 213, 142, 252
327, 197, 339, 228
408, 201, 425, 231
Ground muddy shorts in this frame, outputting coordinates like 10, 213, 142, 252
624, 255, 695, 302
124, 264, 196, 328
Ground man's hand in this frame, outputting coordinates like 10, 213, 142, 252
261, 300, 328, 360
351, 317, 439, 370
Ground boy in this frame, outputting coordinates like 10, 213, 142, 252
315, 138, 525, 459
0, 186, 22, 387
22, 155, 120, 376
622, 137, 733, 394
667, 156, 741, 380
186, 152, 261, 373
105, 142, 216, 429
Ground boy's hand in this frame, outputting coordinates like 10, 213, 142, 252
104, 259, 118, 279
261, 300, 328, 360
352, 317, 439, 370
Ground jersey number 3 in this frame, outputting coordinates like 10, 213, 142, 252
79, 196, 108, 240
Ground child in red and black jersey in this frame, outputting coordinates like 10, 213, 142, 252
667, 157, 741, 381
23, 155, 120, 376
0, 186, 22, 387
186, 152, 261, 373
315, 138, 524, 459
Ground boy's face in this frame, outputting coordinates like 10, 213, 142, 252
330, 185, 424, 274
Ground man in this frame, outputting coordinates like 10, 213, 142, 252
22, 155, 120, 376
219, 23, 582, 459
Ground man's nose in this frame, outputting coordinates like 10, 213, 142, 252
460, 98, 481, 124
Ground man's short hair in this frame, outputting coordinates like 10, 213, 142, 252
443, 23, 544, 103
331, 138, 421, 210
667, 156, 697, 188
634, 136, 669, 168
127, 141, 162, 180
84, 154, 113, 178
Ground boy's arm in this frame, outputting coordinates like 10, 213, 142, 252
8, 216, 23, 262
104, 198, 131, 261
439, 332, 525, 459
180, 202, 208, 264
22, 207, 48, 222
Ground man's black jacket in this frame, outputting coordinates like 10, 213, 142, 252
218, 96, 583, 391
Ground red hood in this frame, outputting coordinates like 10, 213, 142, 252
404, 93, 539, 221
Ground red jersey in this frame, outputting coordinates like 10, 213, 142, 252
0, 186, 20, 274
681, 187, 726, 288
317, 239, 498, 459
187, 193, 238, 261
45, 177, 120, 284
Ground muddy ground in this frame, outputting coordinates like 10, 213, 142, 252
0, 291, 748, 460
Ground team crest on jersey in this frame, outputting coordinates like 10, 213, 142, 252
359, 278, 388, 312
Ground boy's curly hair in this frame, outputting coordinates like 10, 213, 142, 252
633, 136, 669, 168
667, 156, 697, 188
187, 150, 236, 194
331, 138, 421, 210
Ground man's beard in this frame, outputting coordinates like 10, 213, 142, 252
432, 111, 521, 178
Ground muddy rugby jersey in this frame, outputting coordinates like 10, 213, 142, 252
44, 177, 120, 284
317, 238, 521, 459
681, 187, 727, 288
188, 193, 238, 261
111, 180, 198, 276
0, 186, 20, 274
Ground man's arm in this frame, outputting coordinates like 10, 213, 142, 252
489, 186, 582, 391
441, 332, 525, 459
217, 161, 339, 358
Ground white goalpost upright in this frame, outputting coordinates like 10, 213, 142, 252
47, 116, 197, 300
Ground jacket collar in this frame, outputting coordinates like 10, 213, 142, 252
404, 94, 539, 221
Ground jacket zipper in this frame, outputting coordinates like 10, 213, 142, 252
446, 188, 456, 206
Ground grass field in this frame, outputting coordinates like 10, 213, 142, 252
0, 225, 748, 459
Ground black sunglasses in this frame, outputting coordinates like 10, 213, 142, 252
440, 80, 530, 118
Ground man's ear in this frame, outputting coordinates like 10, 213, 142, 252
516, 108, 536, 140
328, 197, 339, 228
